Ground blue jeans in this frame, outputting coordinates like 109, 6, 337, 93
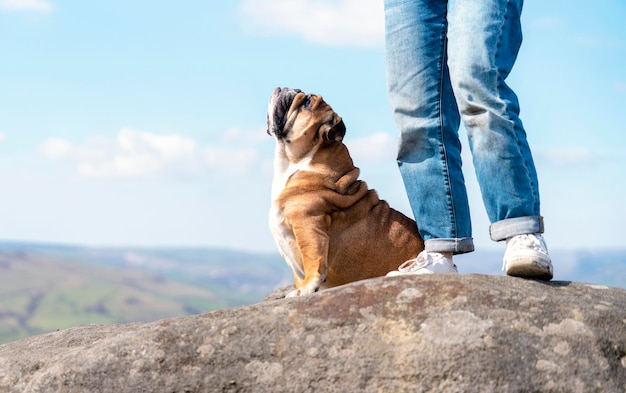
385, 0, 543, 254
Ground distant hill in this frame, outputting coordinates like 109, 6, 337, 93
0, 241, 624, 345
454, 248, 626, 289
0, 242, 292, 344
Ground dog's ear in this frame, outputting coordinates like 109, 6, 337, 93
322, 118, 346, 142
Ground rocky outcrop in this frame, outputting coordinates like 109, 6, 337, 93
0, 274, 625, 393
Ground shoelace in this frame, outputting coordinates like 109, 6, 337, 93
502, 234, 550, 271
511, 234, 545, 251
397, 255, 432, 273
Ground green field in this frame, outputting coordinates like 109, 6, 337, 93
0, 243, 291, 344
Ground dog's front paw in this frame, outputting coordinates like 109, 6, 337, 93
285, 283, 320, 298
285, 289, 301, 298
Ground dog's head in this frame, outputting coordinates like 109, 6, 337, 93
267, 87, 346, 161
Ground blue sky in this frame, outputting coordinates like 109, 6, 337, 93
0, 0, 624, 254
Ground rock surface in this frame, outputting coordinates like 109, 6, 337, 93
0, 274, 625, 393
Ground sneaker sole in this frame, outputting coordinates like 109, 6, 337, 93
386, 270, 458, 277
506, 259, 553, 281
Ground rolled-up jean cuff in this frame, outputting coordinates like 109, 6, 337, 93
424, 238, 475, 254
489, 216, 544, 242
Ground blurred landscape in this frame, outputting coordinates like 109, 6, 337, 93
0, 241, 624, 345
0, 242, 292, 344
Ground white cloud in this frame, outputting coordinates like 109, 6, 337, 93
39, 137, 72, 159
83, 128, 198, 178
537, 147, 594, 166
529, 16, 563, 31
614, 82, 626, 93
206, 146, 259, 175
346, 132, 396, 163
238, 0, 383, 47
221, 126, 268, 144
0, 0, 53, 13
0, 132, 6, 143
38, 128, 266, 178
116, 128, 197, 161
574, 35, 621, 49
39, 128, 199, 178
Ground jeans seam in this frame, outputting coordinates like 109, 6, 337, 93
496, 0, 540, 217
438, 23, 458, 240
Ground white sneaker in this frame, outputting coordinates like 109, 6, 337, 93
503, 233, 553, 281
387, 250, 458, 276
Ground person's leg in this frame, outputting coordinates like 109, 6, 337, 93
447, 0, 539, 229
446, 0, 552, 279
385, 0, 474, 256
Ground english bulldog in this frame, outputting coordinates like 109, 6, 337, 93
267, 87, 424, 297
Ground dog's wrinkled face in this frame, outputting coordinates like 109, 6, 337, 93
267, 87, 345, 161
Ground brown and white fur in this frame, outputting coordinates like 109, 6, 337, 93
267, 87, 424, 297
